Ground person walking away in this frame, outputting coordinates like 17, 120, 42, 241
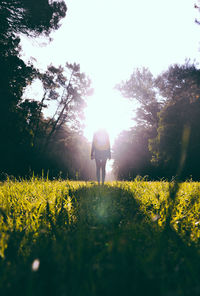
91, 128, 111, 185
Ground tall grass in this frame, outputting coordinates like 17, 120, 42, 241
0, 178, 200, 295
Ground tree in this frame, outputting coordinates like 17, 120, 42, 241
29, 124, 96, 180
113, 128, 155, 179
114, 62, 200, 180
150, 63, 200, 179
116, 67, 161, 128
0, 0, 67, 176
35, 63, 92, 149
114, 68, 162, 179
0, 0, 67, 39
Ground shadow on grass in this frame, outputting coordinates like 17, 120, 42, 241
0, 184, 200, 296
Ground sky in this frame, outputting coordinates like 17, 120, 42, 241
21, 0, 200, 144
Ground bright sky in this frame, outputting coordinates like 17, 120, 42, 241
21, 0, 200, 145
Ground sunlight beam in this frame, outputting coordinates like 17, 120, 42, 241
84, 87, 134, 146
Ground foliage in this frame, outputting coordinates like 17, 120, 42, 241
116, 67, 161, 128
114, 62, 200, 180
149, 63, 200, 179
0, 179, 200, 295
33, 128, 96, 180
0, 0, 94, 180
0, 0, 67, 177
114, 67, 162, 179
113, 128, 155, 179
19, 62, 95, 180
36, 62, 93, 148
0, 0, 67, 38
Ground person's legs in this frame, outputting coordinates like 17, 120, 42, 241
101, 159, 107, 185
95, 159, 101, 185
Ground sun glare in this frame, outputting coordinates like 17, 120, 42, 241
84, 87, 133, 175
84, 88, 133, 146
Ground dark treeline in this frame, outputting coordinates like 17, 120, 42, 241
113, 63, 200, 180
0, 0, 96, 180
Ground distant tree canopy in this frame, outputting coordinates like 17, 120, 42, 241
113, 62, 200, 180
0, 0, 96, 180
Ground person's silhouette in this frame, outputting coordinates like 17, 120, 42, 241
91, 128, 111, 185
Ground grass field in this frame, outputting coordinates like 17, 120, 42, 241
0, 178, 200, 295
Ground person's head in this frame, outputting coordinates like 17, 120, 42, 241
93, 128, 109, 150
